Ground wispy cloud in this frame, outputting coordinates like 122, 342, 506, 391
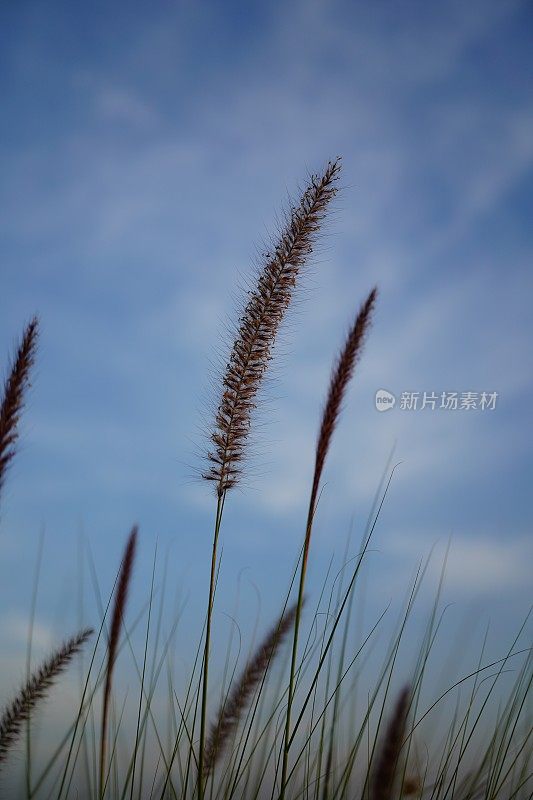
0, 612, 53, 652
0, 0, 531, 661
384, 530, 533, 594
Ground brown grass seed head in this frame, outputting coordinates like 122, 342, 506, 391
0, 316, 39, 501
205, 160, 342, 496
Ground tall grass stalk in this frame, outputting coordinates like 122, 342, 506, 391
199, 161, 341, 799
280, 288, 377, 799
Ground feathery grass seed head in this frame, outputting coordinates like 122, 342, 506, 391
0, 627, 93, 767
205, 160, 341, 496
100, 525, 138, 787
0, 316, 38, 502
309, 288, 377, 523
203, 600, 300, 777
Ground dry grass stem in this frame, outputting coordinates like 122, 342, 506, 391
371, 686, 411, 800
203, 601, 299, 778
0, 317, 38, 502
0, 627, 93, 767
204, 159, 341, 496
100, 525, 138, 793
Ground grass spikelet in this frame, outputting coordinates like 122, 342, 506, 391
0, 316, 38, 503
0, 627, 93, 767
371, 686, 411, 800
100, 525, 138, 794
203, 600, 299, 778
204, 159, 341, 497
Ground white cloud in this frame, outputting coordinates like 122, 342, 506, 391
0, 612, 54, 651
384, 531, 533, 593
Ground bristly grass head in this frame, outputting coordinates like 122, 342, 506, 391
0, 627, 93, 768
100, 525, 138, 793
202, 600, 300, 778
371, 685, 411, 800
308, 287, 377, 532
0, 316, 38, 504
204, 159, 341, 497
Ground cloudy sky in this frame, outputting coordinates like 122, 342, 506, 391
0, 0, 531, 711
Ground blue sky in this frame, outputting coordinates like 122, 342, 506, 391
0, 0, 532, 728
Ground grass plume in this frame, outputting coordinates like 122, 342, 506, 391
204, 158, 341, 497
0, 316, 38, 503
100, 525, 138, 796
203, 600, 299, 779
280, 287, 377, 798
308, 286, 377, 550
0, 627, 93, 768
